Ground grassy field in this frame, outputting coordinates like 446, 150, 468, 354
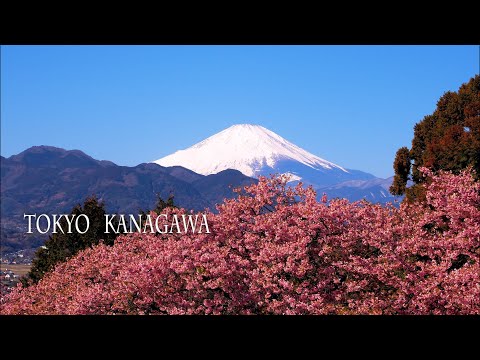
1, 264, 31, 276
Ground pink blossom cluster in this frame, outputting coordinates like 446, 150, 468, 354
1, 169, 478, 314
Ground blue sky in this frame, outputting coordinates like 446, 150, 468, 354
1, 45, 478, 178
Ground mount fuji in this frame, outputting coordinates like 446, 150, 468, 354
154, 124, 376, 188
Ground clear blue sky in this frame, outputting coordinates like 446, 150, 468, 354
1, 45, 478, 178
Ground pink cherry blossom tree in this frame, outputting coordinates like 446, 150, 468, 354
1, 169, 478, 314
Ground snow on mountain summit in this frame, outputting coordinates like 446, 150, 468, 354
154, 124, 348, 177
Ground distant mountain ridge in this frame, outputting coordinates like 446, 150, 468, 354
2, 138, 401, 253
318, 177, 397, 203
1, 146, 255, 252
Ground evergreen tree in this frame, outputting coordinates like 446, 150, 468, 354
153, 194, 176, 213
139, 194, 176, 217
137, 194, 176, 234
24, 196, 118, 285
390, 75, 480, 201
390, 147, 411, 196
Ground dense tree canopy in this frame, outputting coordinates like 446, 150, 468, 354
3, 170, 478, 315
390, 75, 480, 200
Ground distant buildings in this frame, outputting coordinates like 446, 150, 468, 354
1, 269, 23, 289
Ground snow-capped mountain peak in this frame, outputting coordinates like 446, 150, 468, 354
154, 124, 348, 178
